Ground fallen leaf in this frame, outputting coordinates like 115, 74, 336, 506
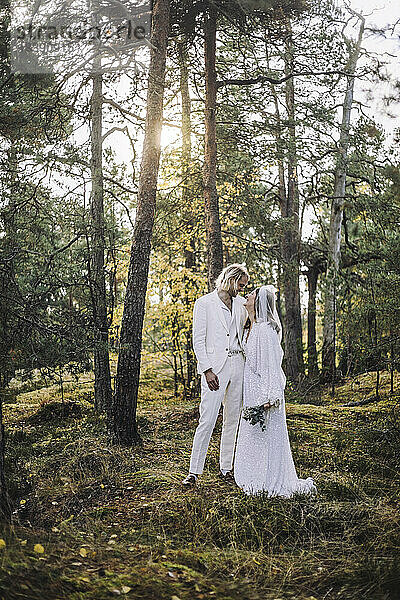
34, 544, 45, 554
168, 571, 177, 579
121, 586, 131, 594
127, 546, 136, 552
79, 547, 88, 558
0, 539, 6, 549
171, 596, 181, 600
20, 540, 27, 546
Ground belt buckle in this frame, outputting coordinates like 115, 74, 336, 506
228, 349, 241, 357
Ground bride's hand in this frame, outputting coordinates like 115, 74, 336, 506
244, 291, 256, 323
263, 403, 271, 412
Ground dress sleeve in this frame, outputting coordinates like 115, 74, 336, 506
248, 322, 286, 407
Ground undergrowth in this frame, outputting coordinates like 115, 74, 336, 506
0, 366, 399, 600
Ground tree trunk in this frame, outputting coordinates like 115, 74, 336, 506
90, 58, 113, 415
0, 398, 11, 522
0, 147, 18, 521
112, 0, 170, 445
204, 3, 223, 291
280, 21, 304, 381
306, 264, 319, 378
390, 328, 394, 395
0, 147, 18, 390
178, 39, 197, 397
322, 13, 365, 379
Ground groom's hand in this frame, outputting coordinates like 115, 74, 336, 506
204, 369, 219, 391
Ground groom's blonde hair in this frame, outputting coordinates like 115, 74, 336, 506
215, 263, 249, 292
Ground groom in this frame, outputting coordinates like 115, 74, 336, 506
182, 264, 249, 486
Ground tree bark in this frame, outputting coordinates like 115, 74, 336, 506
178, 38, 197, 396
0, 147, 18, 390
204, 3, 223, 291
322, 13, 365, 379
268, 37, 304, 382
280, 21, 305, 381
0, 398, 11, 521
306, 264, 319, 378
112, 0, 170, 445
90, 58, 113, 415
0, 148, 16, 522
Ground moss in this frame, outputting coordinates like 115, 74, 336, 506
27, 401, 82, 424
1, 368, 400, 599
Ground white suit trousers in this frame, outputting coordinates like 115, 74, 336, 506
189, 354, 245, 474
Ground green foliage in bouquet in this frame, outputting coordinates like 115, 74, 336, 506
242, 406, 267, 431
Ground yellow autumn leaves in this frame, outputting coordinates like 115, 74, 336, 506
0, 539, 45, 553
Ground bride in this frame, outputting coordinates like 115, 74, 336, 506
234, 285, 317, 497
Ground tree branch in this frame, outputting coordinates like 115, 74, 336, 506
216, 69, 362, 90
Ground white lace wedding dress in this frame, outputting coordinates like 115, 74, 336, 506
234, 321, 316, 497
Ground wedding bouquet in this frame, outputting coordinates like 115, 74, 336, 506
242, 406, 267, 431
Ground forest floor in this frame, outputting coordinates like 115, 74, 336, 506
1, 359, 400, 600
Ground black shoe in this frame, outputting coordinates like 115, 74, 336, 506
219, 470, 235, 483
182, 473, 198, 486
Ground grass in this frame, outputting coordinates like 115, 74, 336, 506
1, 363, 400, 600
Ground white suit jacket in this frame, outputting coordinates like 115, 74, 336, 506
192, 289, 247, 375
